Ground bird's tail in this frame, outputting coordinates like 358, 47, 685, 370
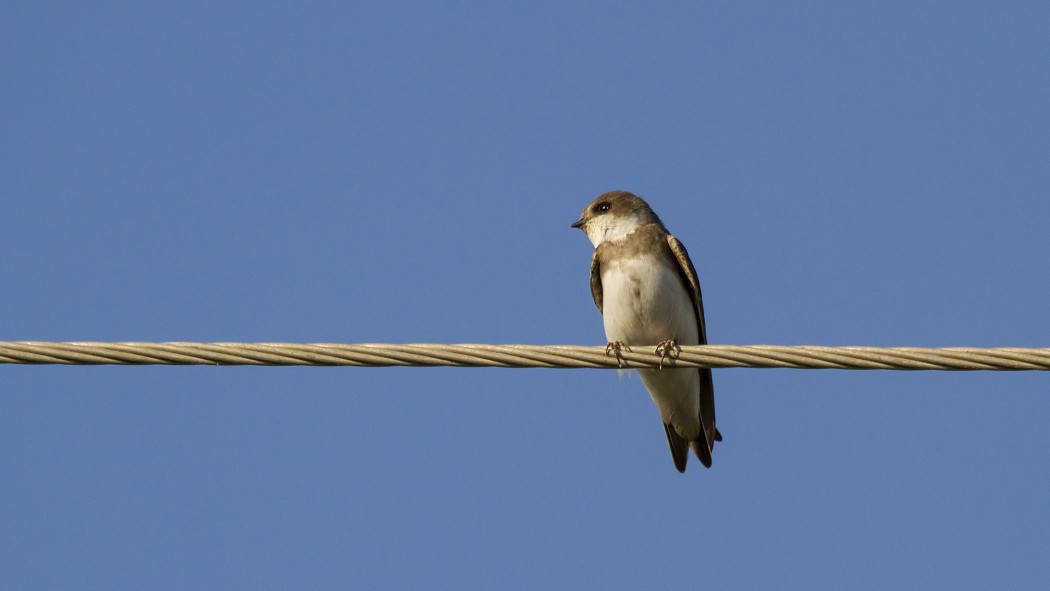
689, 438, 712, 469
688, 425, 722, 469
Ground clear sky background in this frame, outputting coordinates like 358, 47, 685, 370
3, 2, 1049, 589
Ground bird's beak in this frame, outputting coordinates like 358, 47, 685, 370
571, 218, 585, 229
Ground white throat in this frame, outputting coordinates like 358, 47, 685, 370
584, 215, 642, 247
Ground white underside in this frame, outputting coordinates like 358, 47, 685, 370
584, 215, 640, 248
601, 254, 702, 441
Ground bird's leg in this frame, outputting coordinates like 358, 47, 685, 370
605, 340, 631, 368
655, 339, 681, 369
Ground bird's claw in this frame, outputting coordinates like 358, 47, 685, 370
655, 339, 681, 369
605, 341, 631, 368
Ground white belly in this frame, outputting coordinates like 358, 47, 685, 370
600, 255, 698, 347
600, 255, 702, 439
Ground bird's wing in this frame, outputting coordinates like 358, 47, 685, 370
663, 422, 689, 473
665, 234, 707, 344
666, 234, 721, 453
589, 248, 603, 314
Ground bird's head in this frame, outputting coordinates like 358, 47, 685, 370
571, 190, 662, 247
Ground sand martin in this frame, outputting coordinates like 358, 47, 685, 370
572, 190, 721, 472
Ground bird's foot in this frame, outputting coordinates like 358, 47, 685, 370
605, 341, 631, 367
655, 339, 681, 369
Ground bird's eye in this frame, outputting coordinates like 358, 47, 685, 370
596, 202, 611, 212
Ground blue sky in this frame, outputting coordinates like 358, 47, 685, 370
3, 2, 1049, 589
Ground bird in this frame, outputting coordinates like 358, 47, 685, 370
572, 190, 721, 472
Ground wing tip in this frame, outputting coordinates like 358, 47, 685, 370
690, 438, 713, 469
666, 423, 722, 471
663, 422, 689, 473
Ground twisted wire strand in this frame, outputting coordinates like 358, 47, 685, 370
3, 342, 1050, 370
